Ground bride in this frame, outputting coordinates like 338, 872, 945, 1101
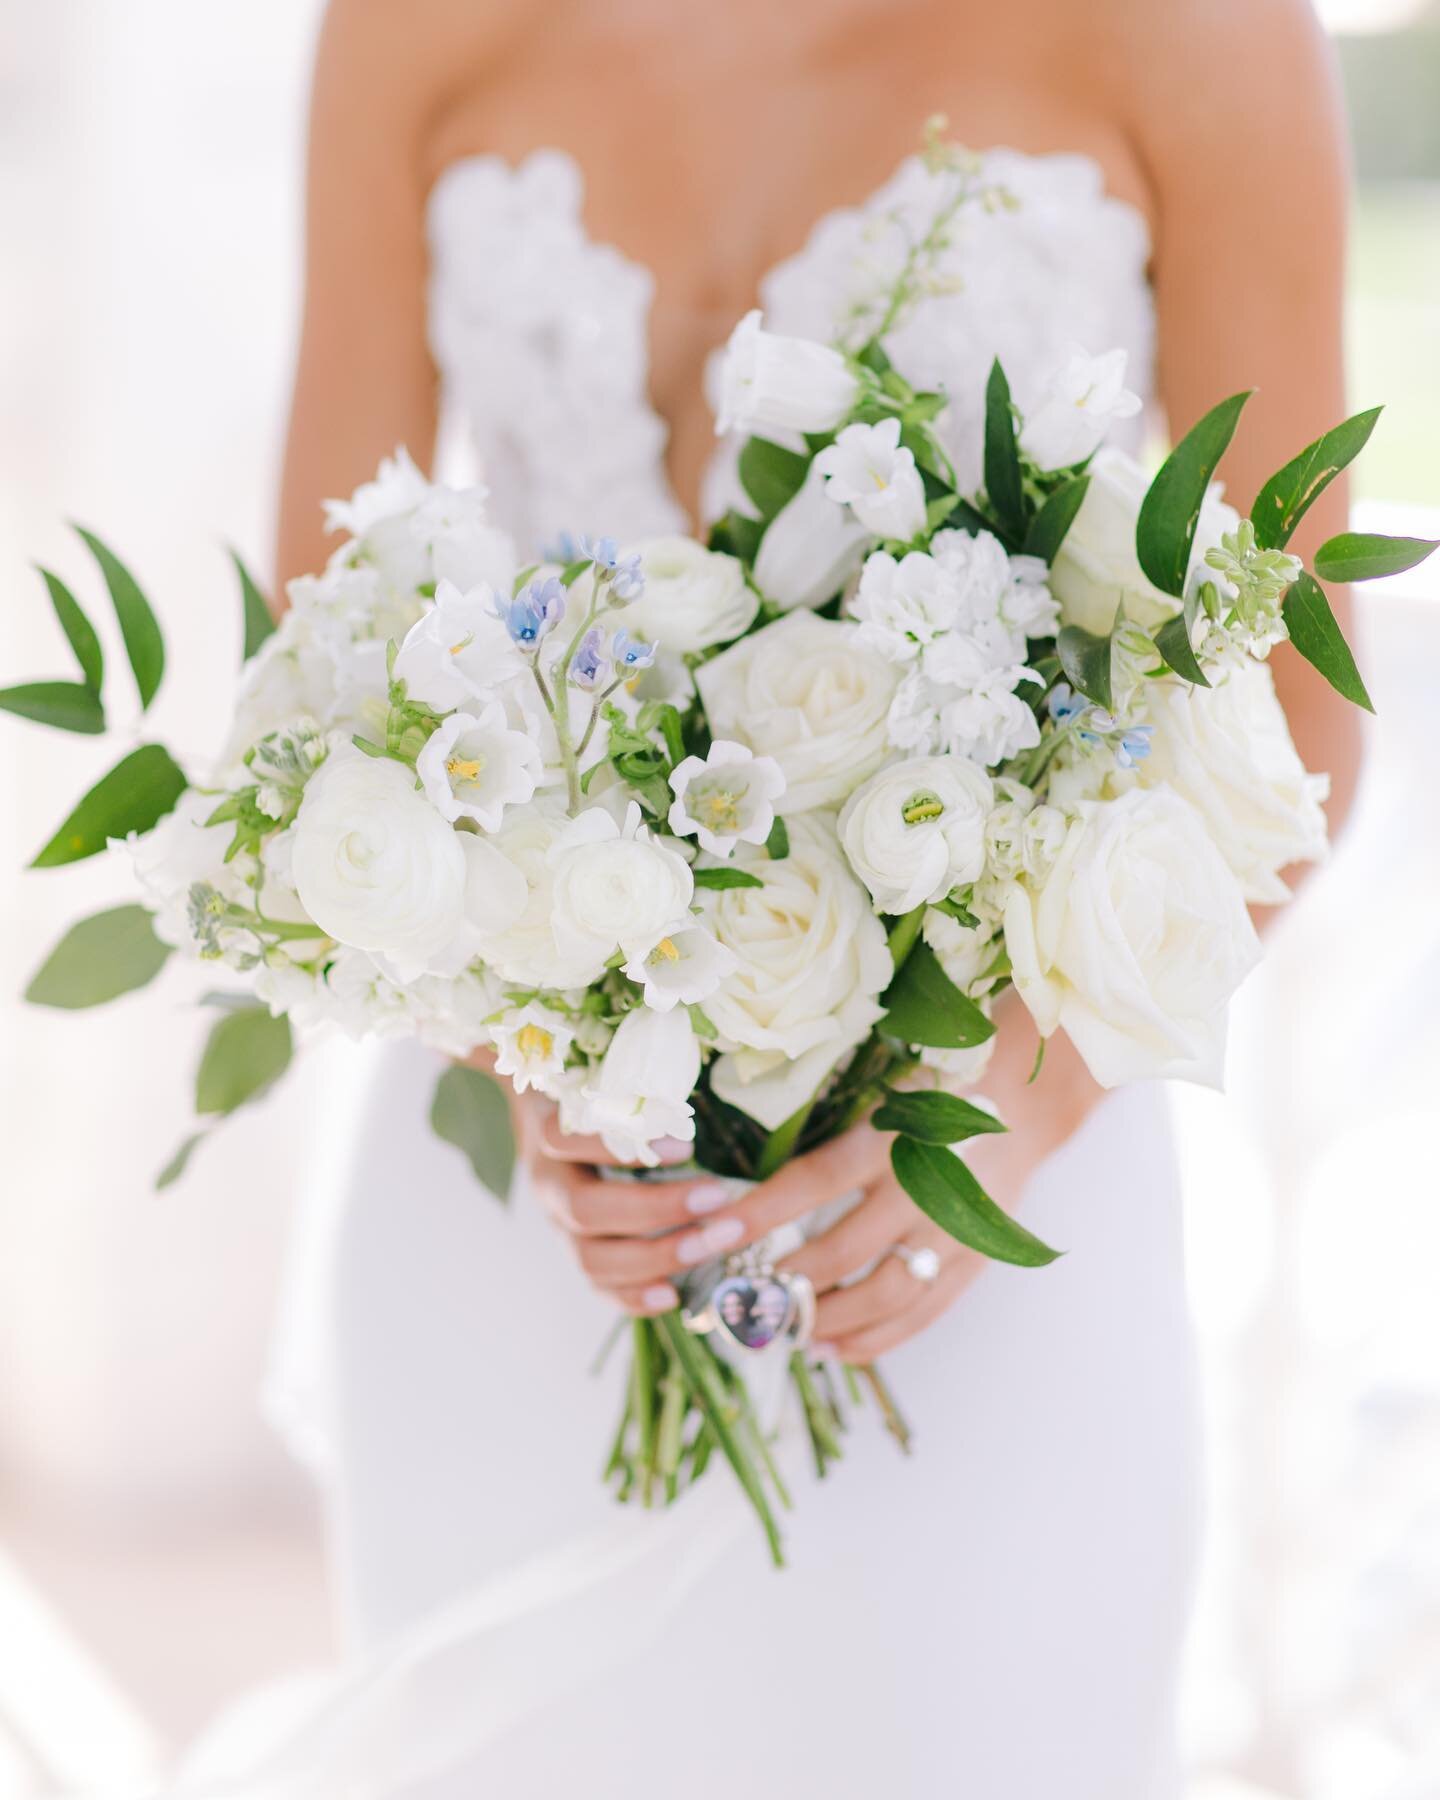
255, 0, 1360, 1793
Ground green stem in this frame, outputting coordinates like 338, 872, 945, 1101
631, 1319, 658, 1507
859, 1363, 914, 1455
886, 904, 926, 969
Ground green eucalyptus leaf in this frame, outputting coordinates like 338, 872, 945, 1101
430, 1064, 515, 1198
1152, 612, 1211, 687
891, 1137, 1060, 1267
195, 1005, 293, 1117
74, 527, 165, 710
1055, 622, 1115, 711
738, 437, 809, 523
872, 1088, 1007, 1145
1136, 391, 1251, 597
1285, 572, 1374, 712
881, 940, 995, 1049
764, 816, 789, 860
0, 680, 105, 734
1252, 407, 1382, 549
25, 904, 170, 1009
1312, 531, 1439, 584
559, 558, 594, 588
156, 1131, 208, 1191
1022, 476, 1090, 566
983, 359, 1026, 539
231, 549, 276, 660
39, 567, 104, 692
709, 509, 765, 564
30, 743, 187, 868
692, 867, 765, 890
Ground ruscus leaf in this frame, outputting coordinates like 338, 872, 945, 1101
1284, 572, 1374, 712
0, 680, 105, 733
1252, 407, 1382, 549
738, 438, 809, 523
872, 1088, 1007, 1145
74, 527, 165, 709
1022, 476, 1090, 565
231, 549, 276, 660
25, 904, 170, 1008
30, 743, 187, 867
1312, 531, 1439, 584
39, 567, 104, 691
891, 1137, 1061, 1267
983, 359, 1026, 540
194, 1006, 293, 1116
692, 867, 765, 891
430, 1064, 516, 1199
881, 941, 995, 1050
1055, 623, 1115, 711
1136, 391, 1251, 597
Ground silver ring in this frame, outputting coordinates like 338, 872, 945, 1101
891, 1243, 941, 1283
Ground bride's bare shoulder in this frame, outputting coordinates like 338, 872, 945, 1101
311, 0, 525, 132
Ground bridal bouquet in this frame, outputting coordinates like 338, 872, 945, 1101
10, 136, 1435, 1563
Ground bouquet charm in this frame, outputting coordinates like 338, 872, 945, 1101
683, 1244, 817, 1355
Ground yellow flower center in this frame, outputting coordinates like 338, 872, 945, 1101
516, 1023, 553, 1061
447, 754, 485, 786
694, 787, 741, 830
902, 789, 945, 826
649, 937, 681, 964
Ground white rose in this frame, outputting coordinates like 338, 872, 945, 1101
1002, 787, 1261, 1088
579, 1006, 702, 1166
813, 417, 927, 542
695, 614, 898, 813
614, 536, 756, 653
839, 755, 994, 915
415, 701, 542, 829
715, 310, 861, 437
753, 459, 872, 612
1050, 447, 1239, 635
1018, 346, 1143, 472
701, 815, 893, 1129
1137, 660, 1330, 903
291, 748, 466, 966
548, 802, 695, 973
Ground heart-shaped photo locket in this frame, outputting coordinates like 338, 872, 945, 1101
709, 1273, 796, 1352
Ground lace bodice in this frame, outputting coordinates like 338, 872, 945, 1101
426, 146, 1155, 556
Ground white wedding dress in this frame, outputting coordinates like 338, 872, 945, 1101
216, 148, 1198, 1800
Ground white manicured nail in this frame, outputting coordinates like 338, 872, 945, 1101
677, 1216, 744, 1264
686, 1182, 731, 1216
642, 1285, 677, 1313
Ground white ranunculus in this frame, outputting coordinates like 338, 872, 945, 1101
702, 815, 893, 1130
291, 748, 467, 966
753, 460, 872, 611
813, 417, 927, 541
668, 740, 786, 858
838, 755, 994, 915
1002, 787, 1261, 1088
393, 579, 524, 710
1018, 346, 1143, 472
492, 1000, 575, 1096
695, 613, 898, 814
579, 1006, 702, 1166
715, 310, 861, 437
1050, 448, 1239, 635
1137, 660, 1330, 902
614, 536, 756, 653
548, 803, 695, 973
622, 919, 737, 1012
464, 803, 606, 988
850, 550, 962, 662
415, 701, 542, 829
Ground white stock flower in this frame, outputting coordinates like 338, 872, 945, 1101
614, 536, 756, 652
622, 919, 737, 1012
701, 815, 892, 1130
1018, 346, 1142, 471
548, 802, 695, 974
119, 790, 248, 949
715, 310, 861, 437
838, 755, 994, 915
324, 450, 515, 598
1050, 448, 1239, 636
579, 1006, 702, 1166
667, 741, 786, 858
393, 579, 524, 710
696, 613, 897, 813
1002, 787, 1261, 1088
324, 449, 431, 540
753, 459, 872, 611
850, 550, 961, 661
1137, 660, 1330, 903
492, 1001, 575, 1096
415, 701, 542, 829
813, 417, 927, 541
291, 748, 467, 966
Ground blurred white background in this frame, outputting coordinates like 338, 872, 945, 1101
0, 3, 1437, 1796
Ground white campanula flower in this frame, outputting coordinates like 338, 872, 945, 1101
547, 802, 695, 975
838, 755, 994, 916
1136, 659, 1329, 903
813, 416, 927, 542
851, 550, 962, 662
1018, 346, 1143, 472
290, 747, 467, 969
695, 613, 897, 813
622, 919, 737, 1012
667, 741, 786, 858
1050, 448, 1239, 636
393, 579, 525, 710
700, 815, 892, 1131
615, 537, 757, 653
753, 460, 871, 612
1002, 787, 1261, 1088
716, 310, 861, 437
578, 1006, 702, 1166
492, 1001, 576, 1096
415, 701, 543, 830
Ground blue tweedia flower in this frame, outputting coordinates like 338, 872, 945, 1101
578, 534, 620, 569
493, 576, 565, 651
612, 626, 656, 671
1114, 725, 1154, 769
610, 551, 645, 603
569, 626, 609, 690
1047, 682, 1088, 726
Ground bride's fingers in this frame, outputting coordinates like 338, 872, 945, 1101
822, 1247, 982, 1365
550, 1166, 738, 1237
810, 1223, 955, 1338
775, 1178, 914, 1292
610, 1281, 681, 1318
534, 1108, 691, 1168
715, 1125, 892, 1252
